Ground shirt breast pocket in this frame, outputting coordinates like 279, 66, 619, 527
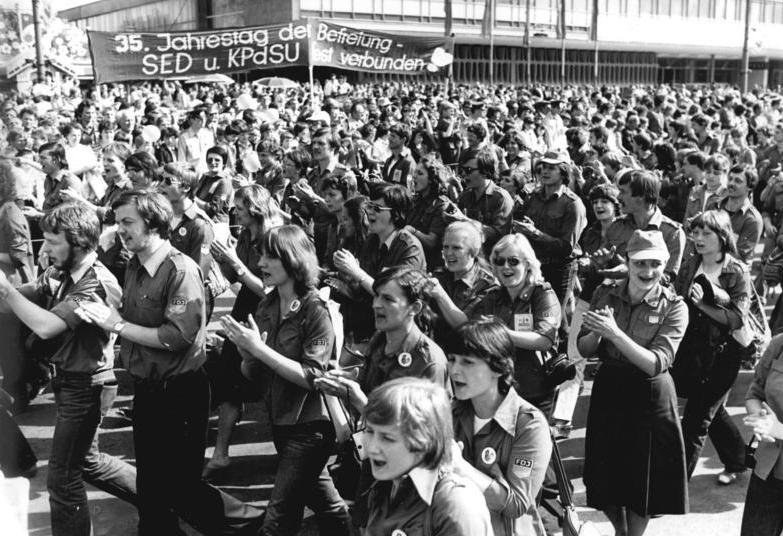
276, 324, 302, 361
629, 316, 661, 347
136, 297, 165, 326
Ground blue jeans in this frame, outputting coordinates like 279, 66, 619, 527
82, 382, 137, 505
263, 421, 351, 536
741, 473, 783, 536
48, 374, 103, 536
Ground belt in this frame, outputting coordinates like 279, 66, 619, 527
54, 368, 116, 386
134, 368, 203, 391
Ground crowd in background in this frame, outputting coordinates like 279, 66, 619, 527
2, 73, 783, 536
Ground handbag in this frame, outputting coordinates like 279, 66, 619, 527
552, 434, 601, 536
324, 393, 363, 499
763, 247, 783, 286
543, 351, 577, 388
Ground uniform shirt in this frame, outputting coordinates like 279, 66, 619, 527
517, 184, 587, 264
682, 184, 726, 224
168, 202, 214, 278
406, 194, 453, 269
433, 259, 498, 313
453, 389, 552, 536
193, 173, 232, 223
42, 170, 82, 212
457, 180, 513, 253
717, 196, 763, 264
251, 289, 333, 426
219, 228, 264, 318
746, 334, 783, 480
0, 200, 34, 285
120, 241, 206, 381
30, 252, 120, 374
358, 328, 449, 395
470, 283, 561, 400
364, 466, 493, 536
604, 208, 686, 280
381, 148, 416, 189
357, 229, 427, 279
581, 281, 688, 376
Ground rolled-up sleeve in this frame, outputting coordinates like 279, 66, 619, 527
649, 298, 689, 375
158, 268, 204, 351
300, 301, 334, 388
483, 414, 552, 517
533, 287, 561, 345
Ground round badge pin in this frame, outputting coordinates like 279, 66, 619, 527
397, 352, 412, 368
290, 299, 301, 313
178, 227, 187, 236
481, 447, 497, 465
391, 530, 407, 536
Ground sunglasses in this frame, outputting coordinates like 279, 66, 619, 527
492, 256, 522, 267
366, 202, 393, 213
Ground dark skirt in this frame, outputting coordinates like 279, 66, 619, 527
584, 362, 688, 516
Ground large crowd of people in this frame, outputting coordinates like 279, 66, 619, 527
2, 73, 783, 536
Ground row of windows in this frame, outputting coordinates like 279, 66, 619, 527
301, 0, 783, 24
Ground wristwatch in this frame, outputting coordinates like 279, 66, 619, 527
112, 320, 126, 335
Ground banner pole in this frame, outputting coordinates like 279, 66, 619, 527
307, 18, 316, 107
309, 64, 315, 106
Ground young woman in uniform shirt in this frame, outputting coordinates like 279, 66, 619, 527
221, 225, 351, 536
447, 319, 552, 536
361, 378, 493, 536
578, 229, 689, 536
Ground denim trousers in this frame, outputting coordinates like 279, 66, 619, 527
133, 368, 262, 536
82, 382, 137, 505
740, 473, 783, 536
48, 374, 103, 536
681, 347, 746, 477
262, 420, 351, 536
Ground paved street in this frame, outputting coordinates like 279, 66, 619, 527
16, 293, 756, 536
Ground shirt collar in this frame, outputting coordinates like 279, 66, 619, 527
456, 261, 480, 286
407, 466, 440, 506
647, 207, 663, 228
182, 201, 200, 220
69, 251, 97, 284
610, 279, 664, 307
141, 240, 172, 277
492, 389, 525, 437
382, 230, 399, 250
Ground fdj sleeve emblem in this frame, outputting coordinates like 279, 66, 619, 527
168, 296, 188, 315
513, 456, 533, 478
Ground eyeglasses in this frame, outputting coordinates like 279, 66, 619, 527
366, 202, 393, 213
459, 166, 479, 175
492, 256, 522, 267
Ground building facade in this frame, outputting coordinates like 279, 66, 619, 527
59, 0, 783, 86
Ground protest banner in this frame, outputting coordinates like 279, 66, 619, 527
87, 19, 453, 83
310, 20, 453, 74
87, 21, 310, 83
